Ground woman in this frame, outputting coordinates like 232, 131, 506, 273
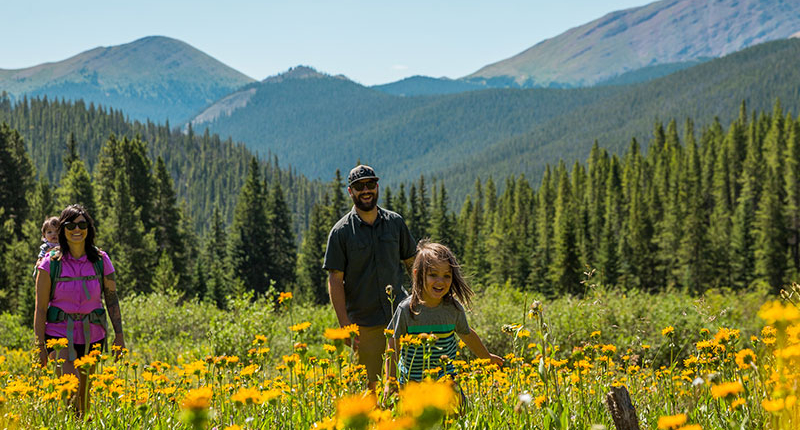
34, 204, 125, 415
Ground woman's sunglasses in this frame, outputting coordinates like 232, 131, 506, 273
64, 221, 88, 230
351, 181, 377, 192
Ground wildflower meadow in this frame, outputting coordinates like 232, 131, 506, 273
1, 281, 798, 429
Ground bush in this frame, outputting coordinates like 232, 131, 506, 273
468, 281, 771, 367
0, 312, 32, 350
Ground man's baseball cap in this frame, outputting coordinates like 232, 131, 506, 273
348, 165, 379, 186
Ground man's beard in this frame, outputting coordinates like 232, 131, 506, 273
351, 189, 378, 211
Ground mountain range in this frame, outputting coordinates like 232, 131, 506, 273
465, 0, 800, 88
191, 39, 800, 197
0, 36, 254, 123
3, 0, 800, 198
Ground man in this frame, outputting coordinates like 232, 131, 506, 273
323, 165, 416, 388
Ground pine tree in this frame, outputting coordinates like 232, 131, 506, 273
597, 156, 622, 286
677, 126, 709, 292
56, 159, 96, 216
413, 176, 430, 240
394, 184, 409, 219
101, 169, 158, 295
429, 182, 456, 250
228, 158, 271, 294
297, 202, 329, 303
548, 165, 580, 294
0, 123, 35, 240
152, 250, 180, 294
328, 169, 348, 224
729, 124, 762, 290
785, 118, 800, 278
152, 157, 186, 289
530, 167, 554, 292
265, 179, 296, 288
753, 170, 787, 289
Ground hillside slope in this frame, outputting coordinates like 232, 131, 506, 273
466, 0, 800, 88
0, 36, 255, 123
191, 39, 800, 198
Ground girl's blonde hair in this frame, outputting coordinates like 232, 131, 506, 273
409, 239, 473, 315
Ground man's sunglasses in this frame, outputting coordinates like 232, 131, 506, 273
351, 181, 377, 192
64, 221, 88, 230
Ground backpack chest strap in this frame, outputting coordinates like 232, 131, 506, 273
55, 274, 103, 300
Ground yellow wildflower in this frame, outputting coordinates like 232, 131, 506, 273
662, 326, 675, 337
278, 291, 293, 304
181, 386, 213, 410
290, 321, 312, 332
711, 381, 743, 399
657, 413, 687, 429
734, 349, 756, 370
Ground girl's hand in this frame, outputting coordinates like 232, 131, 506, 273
488, 353, 504, 367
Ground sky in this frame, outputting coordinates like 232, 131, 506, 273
1, 0, 652, 86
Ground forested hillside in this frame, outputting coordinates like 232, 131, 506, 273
192, 39, 800, 199
0, 94, 322, 235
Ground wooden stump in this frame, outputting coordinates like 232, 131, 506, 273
605, 385, 640, 430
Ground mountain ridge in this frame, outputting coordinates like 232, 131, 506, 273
0, 36, 255, 123
466, 0, 800, 88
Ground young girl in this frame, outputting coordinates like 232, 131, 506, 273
385, 240, 503, 389
33, 217, 60, 278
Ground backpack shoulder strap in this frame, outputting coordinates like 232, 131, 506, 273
49, 249, 62, 302
93, 248, 105, 294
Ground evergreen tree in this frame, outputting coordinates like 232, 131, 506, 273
429, 182, 456, 250
56, 159, 96, 216
597, 156, 622, 286
228, 158, 271, 294
265, 179, 297, 288
394, 184, 409, 219
0, 123, 35, 239
785, 118, 800, 278
297, 201, 329, 303
328, 169, 348, 224
549, 165, 580, 295
530, 167, 554, 292
753, 170, 787, 289
152, 157, 186, 289
152, 250, 180, 294
101, 169, 158, 295
677, 126, 709, 292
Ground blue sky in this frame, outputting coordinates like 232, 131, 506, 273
2, 0, 651, 85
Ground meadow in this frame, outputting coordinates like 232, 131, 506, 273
0, 279, 798, 429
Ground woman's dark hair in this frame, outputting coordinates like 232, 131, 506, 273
408, 239, 473, 316
57, 204, 99, 262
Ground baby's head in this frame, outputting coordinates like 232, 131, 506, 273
41, 217, 59, 244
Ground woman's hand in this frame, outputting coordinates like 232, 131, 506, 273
112, 333, 126, 360
38, 347, 49, 368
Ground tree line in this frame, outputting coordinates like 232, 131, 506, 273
299, 100, 800, 301
2, 96, 799, 323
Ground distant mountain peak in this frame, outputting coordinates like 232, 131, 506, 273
467, 0, 800, 88
263, 66, 349, 83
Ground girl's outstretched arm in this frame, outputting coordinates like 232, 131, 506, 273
458, 329, 504, 366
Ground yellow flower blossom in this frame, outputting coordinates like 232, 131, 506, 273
657, 413, 687, 429
290, 321, 312, 332
181, 386, 213, 410
662, 326, 675, 337
711, 381, 743, 399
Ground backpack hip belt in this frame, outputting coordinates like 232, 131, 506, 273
46, 306, 108, 361
46, 249, 108, 361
